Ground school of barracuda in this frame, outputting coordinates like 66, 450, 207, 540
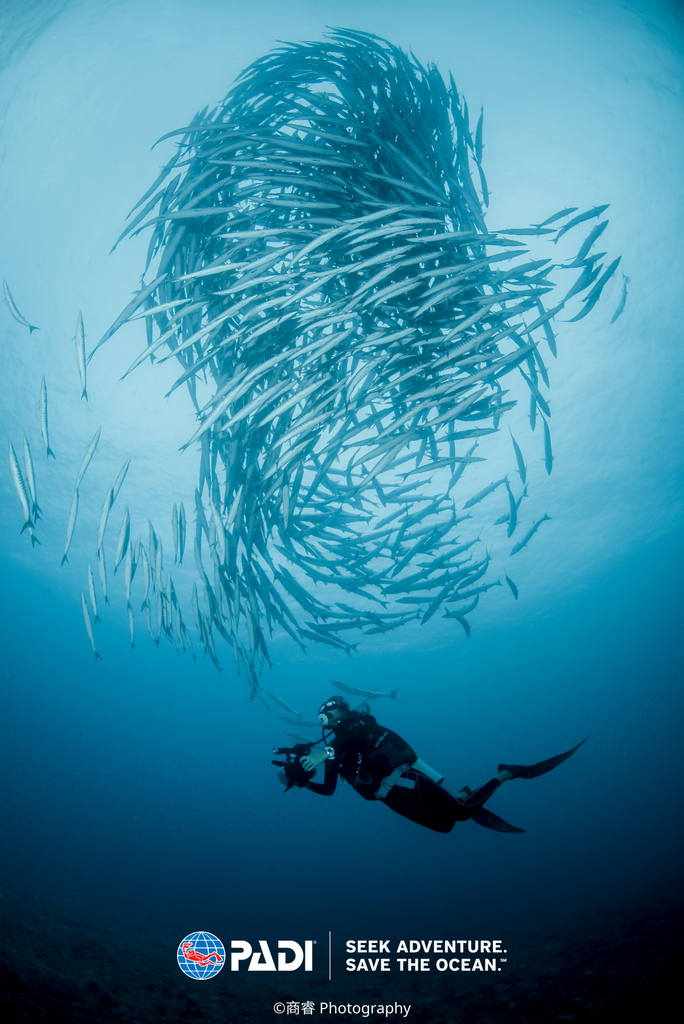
5, 30, 624, 699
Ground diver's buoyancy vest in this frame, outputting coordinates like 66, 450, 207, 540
332, 713, 417, 799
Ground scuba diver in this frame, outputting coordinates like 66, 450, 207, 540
272, 696, 587, 833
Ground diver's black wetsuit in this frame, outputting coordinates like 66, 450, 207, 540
306, 710, 507, 833
308, 710, 417, 799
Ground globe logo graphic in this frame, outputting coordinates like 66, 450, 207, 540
177, 932, 226, 980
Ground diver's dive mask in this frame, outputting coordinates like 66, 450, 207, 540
318, 696, 349, 726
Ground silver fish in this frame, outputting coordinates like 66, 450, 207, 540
610, 273, 630, 324
81, 593, 101, 661
112, 458, 131, 502
364, 616, 416, 634
61, 487, 79, 565
128, 298, 192, 319
75, 311, 87, 400
22, 435, 41, 521
281, 478, 290, 531
225, 486, 242, 528
535, 207, 578, 228
209, 498, 225, 562
76, 427, 101, 488
573, 221, 609, 264
554, 205, 609, 243
148, 521, 158, 589
172, 503, 179, 562
178, 501, 187, 564
541, 415, 553, 475
462, 477, 508, 509
90, 273, 168, 361
155, 537, 163, 593
503, 570, 518, 599
510, 514, 552, 556
97, 486, 114, 552
265, 690, 303, 718
9, 440, 38, 544
442, 608, 471, 636
39, 378, 55, 459
447, 581, 500, 602
509, 429, 526, 485
114, 505, 130, 573
128, 606, 135, 650
140, 546, 151, 610
330, 680, 399, 702
565, 256, 622, 322
124, 540, 134, 604
444, 594, 479, 616
3, 280, 38, 332
505, 481, 517, 539
494, 485, 528, 526
88, 564, 100, 623
97, 544, 109, 604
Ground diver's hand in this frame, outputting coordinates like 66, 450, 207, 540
301, 749, 329, 771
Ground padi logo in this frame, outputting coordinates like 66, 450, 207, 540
177, 932, 226, 980
231, 940, 314, 972
177, 935, 314, 978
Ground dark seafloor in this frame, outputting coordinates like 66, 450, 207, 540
0, 883, 681, 1023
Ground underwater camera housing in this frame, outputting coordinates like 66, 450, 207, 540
272, 743, 316, 791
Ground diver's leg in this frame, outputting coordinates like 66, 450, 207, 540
461, 769, 512, 809
382, 773, 468, 831
454, 774, 524, 832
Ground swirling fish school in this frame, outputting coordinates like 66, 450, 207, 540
89, 29, 619, 686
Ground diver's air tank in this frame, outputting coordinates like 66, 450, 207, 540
412, 758, 445, 785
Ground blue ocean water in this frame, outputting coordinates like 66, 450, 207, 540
0, 0, 683, 1018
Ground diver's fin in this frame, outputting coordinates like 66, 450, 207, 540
498, 737, 588, 780
470, 807, 525, 834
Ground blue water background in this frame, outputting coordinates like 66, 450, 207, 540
0, 0, 682, 970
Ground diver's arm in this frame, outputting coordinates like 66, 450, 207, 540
306, 758, 338, 796
301, 748, 328, 771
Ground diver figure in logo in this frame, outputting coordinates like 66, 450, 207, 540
272, 696, 586, 834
